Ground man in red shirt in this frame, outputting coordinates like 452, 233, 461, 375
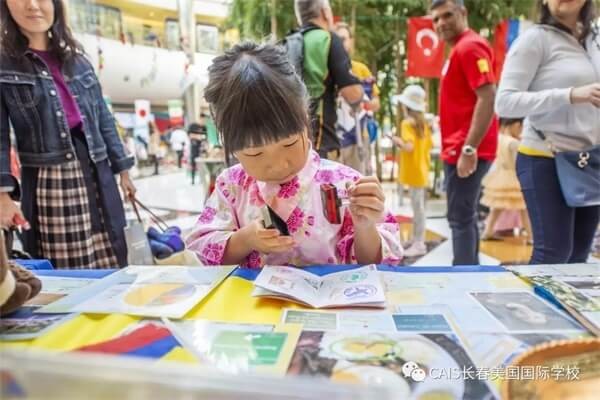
431, 0, 499, 265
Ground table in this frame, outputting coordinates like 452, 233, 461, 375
2, 263, 592, 400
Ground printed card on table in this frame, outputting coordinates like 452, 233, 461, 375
38, 266, 235, 319
163, 319, 301, 376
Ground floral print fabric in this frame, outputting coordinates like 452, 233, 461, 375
186, 150, 403, 267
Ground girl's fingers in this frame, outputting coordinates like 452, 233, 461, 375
257, 229, 282, 238
350, 197, 384, 211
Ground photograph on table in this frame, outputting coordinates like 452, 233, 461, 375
38, 266, 235, 318
470, 292, 582, 332
287, 331, 496, 400
0, 276, 96, 341
24, 276, 96, 307
555, 276, 600, 302
528, 276, 600, 313
0, 306, 77, 341
164, 319, 301, 375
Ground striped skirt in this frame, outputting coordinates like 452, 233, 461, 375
20, 127, 127, 269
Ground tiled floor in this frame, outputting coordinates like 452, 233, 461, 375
133, 171, 598, 266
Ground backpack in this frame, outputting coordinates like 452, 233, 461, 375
281, 29, 305, 79
281, 26, 320, 80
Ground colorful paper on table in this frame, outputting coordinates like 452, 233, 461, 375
25, 276, 96, 306
283, 310, 338, 331
338, 311, 396, 332
38, 266, 235, 318
392, 314, 452, 333
506, 264, 600, 277
1, 276, 95, 341
287, 330, 496, 399
253, 265, 385, 308
76, 321, 180, 359
163, 319, 301, 375
506, 265, 600, 334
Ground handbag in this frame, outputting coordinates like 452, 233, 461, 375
2, 228, 32, 260
129, 197, 200, 266
533, 128, 600, 207
125, 199, 155, 266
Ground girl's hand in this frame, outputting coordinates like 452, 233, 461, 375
119, 171, 137, 201
0, 193, 29, 230
347, 176, 385, 229
392, 136, 404, 148
243, 220, 295, 254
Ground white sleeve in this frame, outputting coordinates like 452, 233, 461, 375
495, 28, 571, 118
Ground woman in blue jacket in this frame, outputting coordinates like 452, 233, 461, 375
0, 0, 136, 268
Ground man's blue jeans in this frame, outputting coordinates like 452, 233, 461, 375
444, 160, 491, 265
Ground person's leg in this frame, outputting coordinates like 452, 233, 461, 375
519, 209, 532, 240
177, 150, 183, 168
569, 206, 600, 263
405, 187, 427, 257
410, 187, 426, 245
516, 154, 574, 264
190, 160, 196, 184
482, 209, 502, 239
444, 160, 490, 265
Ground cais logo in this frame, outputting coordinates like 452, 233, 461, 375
402, 361, 426, 382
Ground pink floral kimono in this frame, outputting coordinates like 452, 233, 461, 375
186, 150, 403, 267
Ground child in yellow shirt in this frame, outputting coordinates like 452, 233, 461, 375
393, 85, 433, 257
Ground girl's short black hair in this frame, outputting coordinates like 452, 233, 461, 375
204, 41, 310, 163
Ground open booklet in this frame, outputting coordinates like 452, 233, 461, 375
252, 265, 386, 309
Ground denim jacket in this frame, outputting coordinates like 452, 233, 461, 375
0, 51, 134, 193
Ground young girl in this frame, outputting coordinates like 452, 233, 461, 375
186, 42, 402, 268
481, 118, 532, 241
392, 85, 433, 257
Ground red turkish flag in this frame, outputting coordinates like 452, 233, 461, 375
406, 17, 445, 78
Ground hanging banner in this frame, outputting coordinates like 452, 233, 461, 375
168, 99, 185, 127
406, 17, 445, 78
134, 99, 151, 142
493, 19, 533, 81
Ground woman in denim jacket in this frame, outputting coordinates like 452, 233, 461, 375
0, 0, 136, 268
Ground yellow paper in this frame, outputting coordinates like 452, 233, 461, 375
386, 289, 425, 306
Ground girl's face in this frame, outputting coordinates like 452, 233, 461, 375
547, 0, 587, 21
234, 131, 310, 184
6, 0, 54, 38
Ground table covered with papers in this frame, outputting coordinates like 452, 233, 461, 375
1, 263, 599, 400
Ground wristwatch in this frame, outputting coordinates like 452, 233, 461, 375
461, 145, 477, 156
